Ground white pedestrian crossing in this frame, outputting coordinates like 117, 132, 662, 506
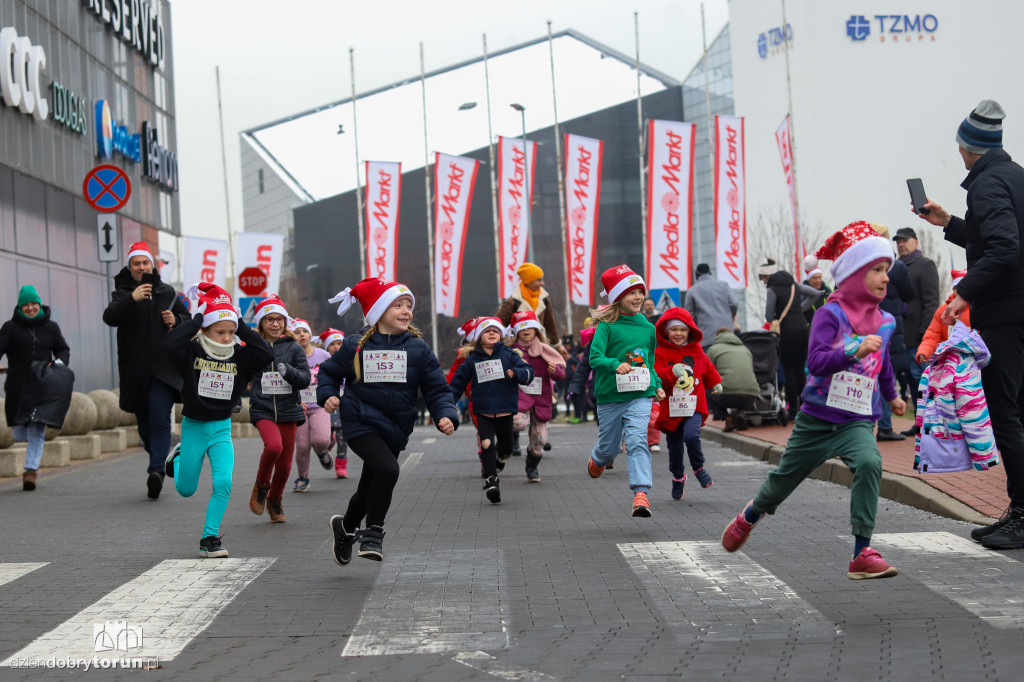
0, 563, 48, 588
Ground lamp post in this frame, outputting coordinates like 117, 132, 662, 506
510, 103, 534, 262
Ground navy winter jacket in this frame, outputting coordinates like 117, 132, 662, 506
447, 343, 534, 415
316, 330, 459, 453
249, 335, 311, 426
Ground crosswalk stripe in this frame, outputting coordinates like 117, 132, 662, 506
453, 651, 555, 681
618, 541, 825, 623
403, 452, 424, 470
1, 558, 275, 665
0, 563, 48, 588
342, 549, 508, 656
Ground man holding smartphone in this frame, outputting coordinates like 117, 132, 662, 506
917, 99, 1024, 550
103, 242, 190, 500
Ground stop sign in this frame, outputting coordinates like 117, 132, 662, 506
238, 267, 268, 296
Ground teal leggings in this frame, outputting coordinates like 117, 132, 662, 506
176, 417, 234, 539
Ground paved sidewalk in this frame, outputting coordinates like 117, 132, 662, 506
704, 413, 1008, 523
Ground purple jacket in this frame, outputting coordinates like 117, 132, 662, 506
512, 343, 566, 422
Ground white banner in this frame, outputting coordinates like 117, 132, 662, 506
775, 115, 801, 274
497, 135, 537, 299
646, 120, 695, 292
365, 161, 402, 281
434, 153, 480, 317
234, 232, 284, 297
714, 115, 747, 288
182, 236, 228, 289
564, 134, 603, 306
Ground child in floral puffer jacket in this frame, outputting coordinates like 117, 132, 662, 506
914, 321, 999, 474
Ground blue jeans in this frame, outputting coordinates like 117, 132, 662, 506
13, 422, 46, 471
591, 398, 653, 492
175, 417, 234, 539
665, 414, 704, 479
135, 378, 178, 474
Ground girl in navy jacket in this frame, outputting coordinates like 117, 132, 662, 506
448, 316, 534, 504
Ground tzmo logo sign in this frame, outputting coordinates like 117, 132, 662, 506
757, 24, 792, 59
846, 14, 938, 42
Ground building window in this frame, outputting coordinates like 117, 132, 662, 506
258, 169, 265, 194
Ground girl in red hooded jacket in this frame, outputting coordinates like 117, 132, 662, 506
654, 308, 722, 500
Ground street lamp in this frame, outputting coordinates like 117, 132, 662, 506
509, 103, 534, 262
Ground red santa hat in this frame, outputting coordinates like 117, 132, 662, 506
457, 317, 481, 341
472, 316, 507, 341
126, 241, 154, 266
328, 277, 415, 327
319, 328, 345, 348
510, 310, 544, 337
803, 254, 822, 279
600, 264, 646, 303
254, 294, 289, 327
814, 221, 893, 286
290, 318, 311, 336
187, 282, 238, 329
951, 269, 967, 289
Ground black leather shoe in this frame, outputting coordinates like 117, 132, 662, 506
876, 429, 906, 442
899, 427, 917, 438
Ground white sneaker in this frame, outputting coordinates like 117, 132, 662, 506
650, 444, 661, 453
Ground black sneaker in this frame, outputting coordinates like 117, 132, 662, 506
484, 475, 501, 503
165, 443, 180, 478
147, 472, 164, 499
496, 459, 505, 472
330, 515, 355, 565
971, 506, 1023, 542
199, 535, 228, 558
316, 449, 333, 470
543, 442, 551, 451
876, 428, 906, 442
526, 467, 541, 483
511, 437, 522, 457
980, 511, 1024, 550
357, 526, 385, 561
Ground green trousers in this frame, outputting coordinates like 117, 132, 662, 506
752, 412, 882, 538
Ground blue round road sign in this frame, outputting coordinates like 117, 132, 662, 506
83, 164, 131, 212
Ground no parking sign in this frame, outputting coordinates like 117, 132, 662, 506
83, 165, 131, 212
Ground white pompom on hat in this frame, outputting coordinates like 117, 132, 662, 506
815, 221, 894, 286
328, 277, 415, 327
599, 264, 646, 303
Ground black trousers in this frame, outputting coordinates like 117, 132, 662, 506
343, 433, 400, 529
779, 329, 808, 417
978, 324, 1024, 508
476, 414, 514, 478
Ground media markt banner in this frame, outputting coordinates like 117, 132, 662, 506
496, 136, 537, 299
564, 133, 603, 306
182, 236, 228, 289
714, 115, 748, 288
234, 232, 284, 298
646, 119, 695, 292
364, 160, 402, 281
433, 153, 479, 317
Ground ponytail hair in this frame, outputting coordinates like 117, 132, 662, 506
588, 304, 621, 326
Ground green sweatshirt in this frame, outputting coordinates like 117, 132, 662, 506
588, 312, 662, 404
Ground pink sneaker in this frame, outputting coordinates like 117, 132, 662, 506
847, 547, 899, 580
721, 501, 763, 552
335, 458, 348, 479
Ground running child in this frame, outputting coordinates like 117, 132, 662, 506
448, 317, 535, 503
447, 317, 484, 477
163, 283, 273, 557
291, 319, 333, 493
653, 308, 722, 500
586, 265, 665, 517
248, 295, 311, 524
508, 310, 565, 482
722, 222, 906, 579
319, 278, 459, 563
319, 328, 349, 478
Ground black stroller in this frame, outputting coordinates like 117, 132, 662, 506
738, 330, 789, 426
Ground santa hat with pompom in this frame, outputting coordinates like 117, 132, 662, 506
328, 277, 415, 327
457, 317, 482, 342
126, 241, 154, 267
599, 264, 646, 303
318, 328, 345, 348
803, 254, 822, 279
290, 318, 311, 336
815, 221, 893, 286
186, 282, 238, 329
254, 294, 289, 327
472, 317, 507, 341
510, 310, 544, 337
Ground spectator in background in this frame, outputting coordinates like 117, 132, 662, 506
497, 262, 566, 357
893, 226, 940, 428
683, 263, 739, 349
642, 297, 659, 325
706, 327, 760, 432
801, 256, 832, 325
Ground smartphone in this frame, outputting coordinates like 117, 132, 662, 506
907, 178, 930, 215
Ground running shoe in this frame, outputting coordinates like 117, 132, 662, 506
631, 491, 652, 518
847, 548, 899, 579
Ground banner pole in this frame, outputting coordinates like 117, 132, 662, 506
215, 66, 236, 279
421, 42, 439, 352
781, 0, 801, 272
350, 48, 367, 279
634, 12, 647, 280
483, 34, 502, 304
548, 22, 572, 337
700, 4, 715, 273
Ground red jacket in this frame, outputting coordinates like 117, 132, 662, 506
653, 307, 721, 430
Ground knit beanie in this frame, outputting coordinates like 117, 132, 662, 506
695, 263, 711, 276
756, 259, 779, 278
517, 262, 544, 285
17, 285, 41, 307
957, 99, 1005, 154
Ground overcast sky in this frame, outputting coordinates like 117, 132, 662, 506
170, 0, 730, 243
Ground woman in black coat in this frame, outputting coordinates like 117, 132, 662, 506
0, 285, 71, 490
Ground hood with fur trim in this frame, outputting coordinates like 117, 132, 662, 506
655, 307, 703, 346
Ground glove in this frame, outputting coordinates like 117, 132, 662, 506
276, 362, 289, 378
712, 383, 723, 394
672, 364, 687, 378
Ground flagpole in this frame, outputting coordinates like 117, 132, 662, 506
700, 3, 715, 272
349, 48, 366, 279
548, 21, 572, 337
421, 42, 439, 352
781, 0, 801, 271
215, 66, 236, 279
634, 12, 647, 280
483, 34, 502, 304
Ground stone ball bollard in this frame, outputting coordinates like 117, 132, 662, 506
45, 426, 61, 441
110, 387, 137, 426
174, 403, 183, 423
231, 396, 250, 423
61, 392, 99, 436
0, 398, 13, 449
88, 389, 122, 430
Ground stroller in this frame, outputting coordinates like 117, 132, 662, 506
738, 331, 789, 426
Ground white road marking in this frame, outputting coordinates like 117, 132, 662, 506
618, 541, 824, 622
342, 549, 508, 656
403, 452, 423, 470
0, 563, 48, 587
710, 461, 765, 467
2, 558, 274, 665
453, 651, 555, 681
423, 437, 437, 444
871, 531, 1024, 629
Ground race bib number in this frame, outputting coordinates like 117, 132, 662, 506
826, 371, 875, 415
669, 394, 697, 418
520, 377, 543, 395
300, 385, 317, 403
363, 350, 408, 383
261, 371, 291, 395
615, 367, 650, 392
475, 358, 504, 383
198, 369, 234, 400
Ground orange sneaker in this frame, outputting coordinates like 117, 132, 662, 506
631, 491, 652, 518
587, 457, 606, 478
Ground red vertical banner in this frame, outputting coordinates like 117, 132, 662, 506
564, 133, 603, 306
713, 115, 747, 288
496, 135, 537, 299
365, 160, 401, 281
433, 152, 480, 317
774, 116, 801, 274
645, 119, 696, 293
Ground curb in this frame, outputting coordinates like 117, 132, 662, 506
702, 426, 996, 526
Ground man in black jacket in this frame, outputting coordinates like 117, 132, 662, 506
919, 99, 1024, 550
892, 226, 939, 416
103, 242, 190, 500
